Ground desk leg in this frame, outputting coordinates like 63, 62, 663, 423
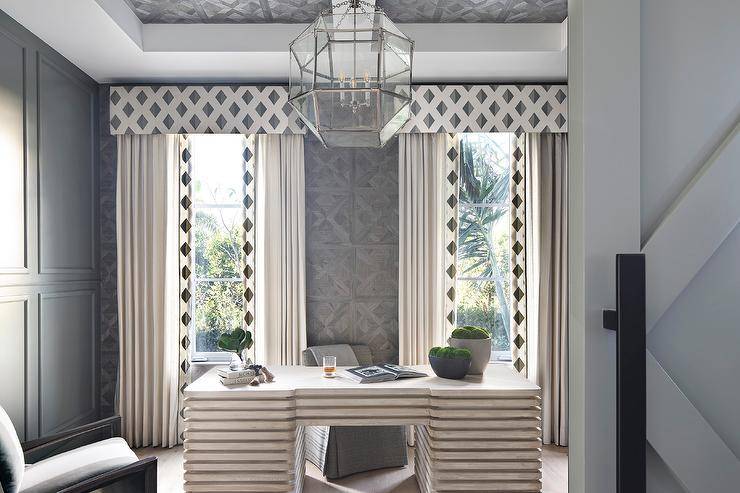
417, 396, 543, 492
183, 395, 300, 492
292, 425, 306, 493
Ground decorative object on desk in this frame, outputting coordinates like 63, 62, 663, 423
428, 346, 472, 380
448, 326, 492, 375
345, 364, 427, 383
260, 366, 275, 382
217, 328, 254, 370
218, 368, 256, 386
218, 365, 276, 386
323, 355, 337, 378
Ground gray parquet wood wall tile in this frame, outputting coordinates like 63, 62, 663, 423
355, 246, 399, 297
306, 301, 353, 346
304, 143, 353, 190
305, 135, 399, 362
352, 189, 399, 244
353, 300, 399, 364
306, 246, 354, 298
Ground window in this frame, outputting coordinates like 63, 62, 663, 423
456, 133, 513, 362
189, 135, 249, 361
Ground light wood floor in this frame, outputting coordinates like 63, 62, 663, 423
136, 444, 567, 493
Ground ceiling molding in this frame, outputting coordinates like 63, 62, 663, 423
95, 0, 143, 49
0, 0, 566, 83
141, 22, 564, 54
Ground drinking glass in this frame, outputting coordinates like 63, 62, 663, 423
323, 355, 336, 378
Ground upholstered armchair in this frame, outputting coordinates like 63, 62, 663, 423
302, 344, 408, 479
0, 405, 156, 493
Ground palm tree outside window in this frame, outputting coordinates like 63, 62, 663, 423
456, 133, 513, 362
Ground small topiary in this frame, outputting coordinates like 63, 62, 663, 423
450, 325, 491, 340
429, 346, 471, 360
217, 327, 253, 362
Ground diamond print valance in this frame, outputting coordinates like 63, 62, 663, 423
109, 84, 567, 135
402, 85, 567, 134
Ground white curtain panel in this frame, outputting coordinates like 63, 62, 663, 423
116, 134, 180, 448
525, 133, 569, 446
398, 133, 450, 365
254, 134, 307, 365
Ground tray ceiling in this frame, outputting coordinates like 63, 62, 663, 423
123, 0, 568, 24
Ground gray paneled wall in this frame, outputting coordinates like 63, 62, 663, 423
0, 10, 100, 441
304, 136, 400, 363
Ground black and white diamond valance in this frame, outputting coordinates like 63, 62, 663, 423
402, 85, 567, 135
109, 84, 567, 135
110, 86, 306, 135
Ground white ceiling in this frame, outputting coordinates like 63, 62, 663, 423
0, 0, 567, 83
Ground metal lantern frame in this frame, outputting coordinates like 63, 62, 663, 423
288, 0, 414, 148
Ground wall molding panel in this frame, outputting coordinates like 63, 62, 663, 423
0, 28, 29, 275
642, 118, 740, 490
0, 295, 30, 439
37, 53, 98, 276
38, 289, 98, 436
109, 84, 568, 136
0, 10, 100, 442
643, 121, 740, 332
647, 353, 740, 492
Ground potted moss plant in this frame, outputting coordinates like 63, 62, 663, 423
428, 346, 472, 380
448, 326, 491, 374
217, 328, 253, 370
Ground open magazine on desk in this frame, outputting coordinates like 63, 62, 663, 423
344, 363, 427, 383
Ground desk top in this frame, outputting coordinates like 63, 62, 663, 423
185, 364, 539, 398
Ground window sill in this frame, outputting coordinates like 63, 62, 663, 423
191, 360, 228, 366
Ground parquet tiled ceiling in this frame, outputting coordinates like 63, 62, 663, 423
123, 0, 567, 24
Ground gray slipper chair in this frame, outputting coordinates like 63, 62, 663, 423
0, 405, 156, 493
303, 344, 408, 479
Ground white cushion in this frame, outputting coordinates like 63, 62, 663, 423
0, 406, 24, 493
19, 438, 137, 493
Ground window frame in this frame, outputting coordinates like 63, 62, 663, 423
455, 133, 513, 363
187, 137, 249, 363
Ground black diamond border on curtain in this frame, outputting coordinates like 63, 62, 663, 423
510, 134, 528, 375
178, 135, 193, 441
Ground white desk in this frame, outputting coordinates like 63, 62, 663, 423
183, 365, 542, 492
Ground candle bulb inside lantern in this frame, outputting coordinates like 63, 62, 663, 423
339, 71, 346, 101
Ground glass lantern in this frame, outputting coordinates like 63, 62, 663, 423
288, 1, 414, 148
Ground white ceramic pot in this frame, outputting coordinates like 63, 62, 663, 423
448, 337, 491, 374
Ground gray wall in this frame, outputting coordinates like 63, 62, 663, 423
568, 0, 641, 490
0, 10, 100, 441
304, 136, 400, 363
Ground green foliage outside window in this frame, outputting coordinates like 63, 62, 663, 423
193, 208, 244, 353
456, 134, 512, 353
188, 134, 249, 355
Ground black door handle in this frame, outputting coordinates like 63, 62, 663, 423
604, 254, 646, 493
